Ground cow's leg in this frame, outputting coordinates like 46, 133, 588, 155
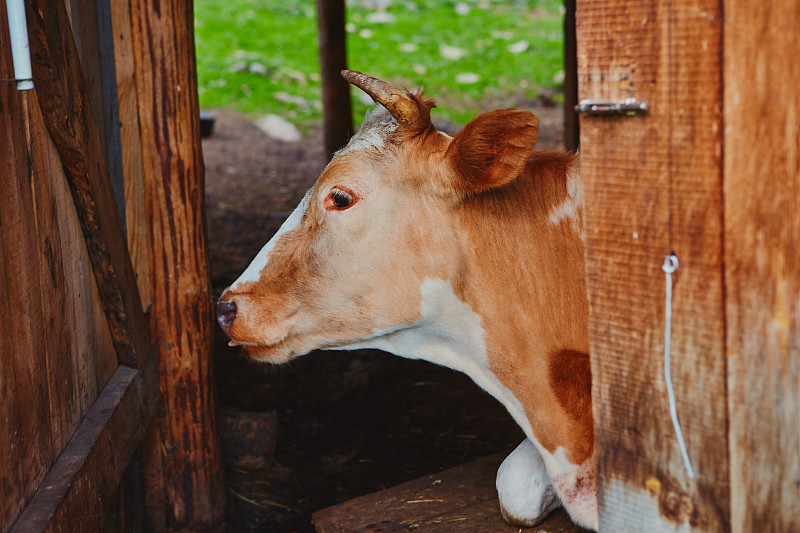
496, 439, 560, 526
543, 451, 598, 530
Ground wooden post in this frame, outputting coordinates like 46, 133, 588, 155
724, 1, 800, 531
316, 0, 353, 160
577, 0, 729, 530
128, 0, 226, 531
563, 0, 578, 151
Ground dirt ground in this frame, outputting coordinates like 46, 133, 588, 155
204, 100, 565, 532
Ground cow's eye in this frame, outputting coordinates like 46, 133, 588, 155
326, 187, 356, 210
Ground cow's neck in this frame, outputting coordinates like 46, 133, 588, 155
339, 277, 535, 440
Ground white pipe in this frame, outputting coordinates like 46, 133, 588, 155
6, 0, 34, 91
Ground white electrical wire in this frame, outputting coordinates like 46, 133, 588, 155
5, 0, 34, 91
662, 254, 695, 479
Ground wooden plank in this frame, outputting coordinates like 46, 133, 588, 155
0, 87, 56, 532
313, 454, 588, 533
1, 9, 119, 528
9, 359, 158, 533
108, 0, 151, 309
68, 0, 127, 224
723, 1, 800, 531
576, 0, 728, 531
316, 0, 353, 159
26, 0, 150, 369
26, 81, 119, 452
127, 0, 226, 530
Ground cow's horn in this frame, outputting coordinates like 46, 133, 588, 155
341, 70, 419, 126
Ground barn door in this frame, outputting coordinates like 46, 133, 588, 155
1, 0, 157, 530
576, 0, 729, 531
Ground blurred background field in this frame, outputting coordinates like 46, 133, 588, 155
194, 0, 565, 132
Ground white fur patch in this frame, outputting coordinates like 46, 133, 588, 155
338, 278, 533, 439
335, 105, 397, 156
548, 168, 583, 233
496, 439, 560, 526
541, 447, 598, 530
230, 189, 312, 289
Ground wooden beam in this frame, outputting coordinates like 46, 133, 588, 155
563, 0, 578, 151
576, 0, 729, 530
127, 0, 227, 530
10, 361, 158, 533
724, 1, 800, 531
67, 0, 127, 227
26, 0, 150, 370
316, 0, 353, 160
109, 0, 151, 309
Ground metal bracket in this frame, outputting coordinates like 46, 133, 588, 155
575, 98, 648, 116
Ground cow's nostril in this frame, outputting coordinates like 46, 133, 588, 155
216, 300, 237, 329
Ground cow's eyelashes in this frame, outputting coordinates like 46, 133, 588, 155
325, 187, 357, 210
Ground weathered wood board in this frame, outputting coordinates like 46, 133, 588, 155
1, 1, 157, 529
723, 1, 800, 531
576, 0, 729, 531
0, 17, 117, 530
109, 0, 151, 309
313, 454, 589, 533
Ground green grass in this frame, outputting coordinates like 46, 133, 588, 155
194, 0, 564, 131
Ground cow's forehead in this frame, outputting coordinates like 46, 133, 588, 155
335, 105, 397, 157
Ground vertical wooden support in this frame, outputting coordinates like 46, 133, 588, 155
128, 0, 226, 530
562, 0, 578, 151
577, 0, 729, 531
316, 0, 353, 160
724, 1, 800, 531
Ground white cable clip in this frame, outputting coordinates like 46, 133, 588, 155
662, 254, 695, 479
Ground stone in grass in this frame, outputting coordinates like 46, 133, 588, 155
456, 72, 481, 84
508, 40, 530, 54
254, 114, 302, 143
440, 44, 468, 60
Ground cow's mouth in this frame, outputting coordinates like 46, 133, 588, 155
225, 335, 296, 364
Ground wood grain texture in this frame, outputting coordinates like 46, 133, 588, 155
2, 11, 120, 529
67, 0, 127, 224
576, 0, 728, 531
10, 360, 158, 533
128, 0, 226, 529
109, 0, 151, 310
724, 1, 800, 531
0, 88, 56, 533
26, 0, 150, 370
26, 83, 119, 453
313, 454, 588, 533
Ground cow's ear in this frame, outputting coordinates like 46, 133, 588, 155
444, 109, 538, 194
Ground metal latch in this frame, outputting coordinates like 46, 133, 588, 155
575, 98, 648, 116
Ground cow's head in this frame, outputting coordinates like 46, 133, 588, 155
216, 71, 539, 363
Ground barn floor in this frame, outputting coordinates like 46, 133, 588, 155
204, 103, 566, 533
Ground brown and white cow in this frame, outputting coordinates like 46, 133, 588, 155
216, 71, 596, 530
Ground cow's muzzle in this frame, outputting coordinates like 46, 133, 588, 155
216, 299, 237, 329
